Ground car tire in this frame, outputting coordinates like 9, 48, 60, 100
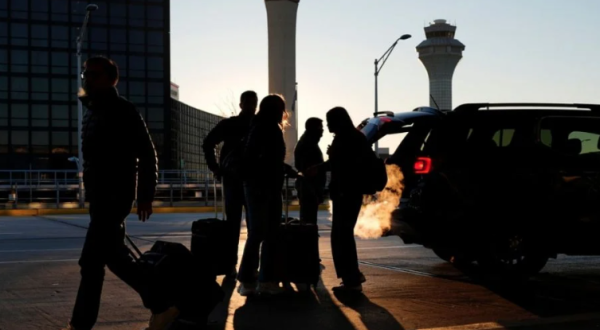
477, 233, 549, 278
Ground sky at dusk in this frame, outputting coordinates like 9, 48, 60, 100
170, 0, 600, 153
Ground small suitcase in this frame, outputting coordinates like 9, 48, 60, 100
274, 176, 321, 287
190, 177, 233, 276
125, 234, 224, 319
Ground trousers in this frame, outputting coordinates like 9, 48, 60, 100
331, 192, 364, 286
222, 175, 248, 268
70, 200, 168, 330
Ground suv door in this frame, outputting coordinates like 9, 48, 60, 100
358, 107, 444, 145
537, 116, 600, 232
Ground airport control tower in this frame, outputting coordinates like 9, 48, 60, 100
265, 0, 299, 165
417, 19, 465, 110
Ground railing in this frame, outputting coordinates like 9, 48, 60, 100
0, 169, 330, 209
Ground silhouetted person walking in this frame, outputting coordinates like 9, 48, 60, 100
308, 107, 368, 292
64, 56, 177, 330
203, 91, 258, 278
237, 94, 294, 296
294, 118, 326, 225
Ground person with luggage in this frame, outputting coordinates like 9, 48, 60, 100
237, 94, 296, 296
294, 117, 326, 225
305, 107, 368, 293
202, 91, 258, 278
63, 56, 177, 330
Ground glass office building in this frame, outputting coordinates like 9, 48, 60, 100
170, 98, 223, 177
0, 0, 171, 170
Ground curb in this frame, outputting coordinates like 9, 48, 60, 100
0, 204, 330, 217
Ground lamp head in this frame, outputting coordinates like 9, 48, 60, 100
86, 4, 98, 11
400, 34, 411, 40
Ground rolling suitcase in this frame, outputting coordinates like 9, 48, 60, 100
275, 176, 321, 287
190, 177, 233, 276
124, 234, 224, 323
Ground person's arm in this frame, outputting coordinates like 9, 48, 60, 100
133, 106, 158, 221
202, 120, 227, 174
294, 143, 306, 173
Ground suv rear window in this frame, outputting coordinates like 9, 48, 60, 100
423, 115, 532, 157
539, 116, 600, 155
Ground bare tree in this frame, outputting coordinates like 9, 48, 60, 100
215, 90, 239, 118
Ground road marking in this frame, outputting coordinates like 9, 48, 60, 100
413, 312, 600, 330
0, 258, 78, 265
0, 248, 81, 253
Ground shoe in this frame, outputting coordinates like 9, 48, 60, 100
257, 282, 285, 295
146, 306, 180, 330
237, 282, 257, 296
61, 323, 76, 330
332, 283, 363, 292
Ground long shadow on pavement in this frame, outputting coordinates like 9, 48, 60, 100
333, 291, 405, 330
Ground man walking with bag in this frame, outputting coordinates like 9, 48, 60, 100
202, 91, 258, 278
64, 56, 177, 330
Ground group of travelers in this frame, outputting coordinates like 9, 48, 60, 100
63, 55, 373, 330
203, 91, 371, 297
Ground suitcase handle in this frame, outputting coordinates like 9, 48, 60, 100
213, 175, 226, 221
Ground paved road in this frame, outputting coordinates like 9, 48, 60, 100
1, 212, 600, 330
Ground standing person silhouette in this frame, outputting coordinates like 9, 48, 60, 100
237, 94, 297, 296
203, 91, 258, 279
307, 107, 368, 292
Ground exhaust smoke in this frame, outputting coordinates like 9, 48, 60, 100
327, 164, 404, 239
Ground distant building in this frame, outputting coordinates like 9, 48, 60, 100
170, 98, 222, 176
416, 19, 465, 111
170, 82, 179, 100
0, 0, 172, 170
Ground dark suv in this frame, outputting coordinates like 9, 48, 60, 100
359, 103, 600, 276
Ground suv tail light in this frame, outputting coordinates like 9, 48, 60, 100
414, 157, 432, 174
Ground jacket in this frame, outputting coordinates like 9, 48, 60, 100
80, 87, 158, 203
294, 133, 326, 189
323, 128, 370, 196
242, 119, 286, 188
202, 113, 254, 174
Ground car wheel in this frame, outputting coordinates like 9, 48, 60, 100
433, 247, 474, 266
477, 233, 548, 277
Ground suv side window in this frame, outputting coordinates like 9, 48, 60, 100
538, 116, 600, 156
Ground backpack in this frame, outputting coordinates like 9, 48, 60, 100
360, 147, 388, 195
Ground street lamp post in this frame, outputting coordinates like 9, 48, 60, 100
75, 4, 98, 208
373, 34, 411, 155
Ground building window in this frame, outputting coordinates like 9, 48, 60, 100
51, 0, 69, 21
90, 27, 107, 51
10, 0, 28, 18
0, 22, 7, 45
109, 3, 127, 26
31, 0, 49, 20
128, 4, 145, 27
32, 50, 49, 74
147, 5, 164, 28
10, 23, 28, 46
129, 29, 145, 52
52, 131, 69, 146
51, 25, 69, 48
147, 56, 163, 79
51, 51, 69, 74
129, 55, 145, 78
109, 28, 127, 52
32, 105, 49, 127
51, 105, 69, 127
147, 31, 163, 53
10, 104, 28, 127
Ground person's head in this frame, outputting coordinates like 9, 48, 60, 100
239, 91, 258, 115
255, 94, 287, 128
326, 107, 354, 134
81, 56, 119, 96
305, 117, 324, 142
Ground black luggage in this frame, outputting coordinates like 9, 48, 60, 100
274, 176, 321, 287
125, 234, 224, 324
190, 178, 233, 276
